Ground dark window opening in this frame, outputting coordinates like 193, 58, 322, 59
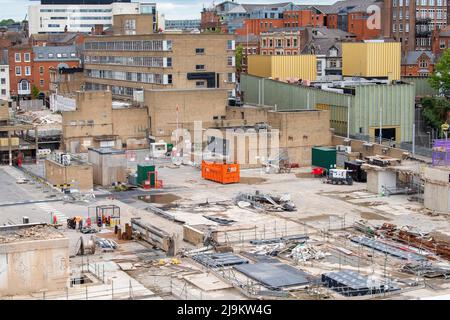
374, 128, 396, 141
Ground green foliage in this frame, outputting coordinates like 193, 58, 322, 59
421, 96, 450, 133
31, 85, 40, 100
429, 49, 450, 94
235, 44, 243, 73
0, 19, 16, 26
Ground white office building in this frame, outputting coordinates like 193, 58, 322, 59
28, 0, 157, 35
0, 50, 10, 101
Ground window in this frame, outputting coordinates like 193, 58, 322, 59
166, 57, 172, 67
196, 81, 205, 87
25, 66, 31, 76
48, 53, 54, 58
440, 40, 446, 49
40, 66, 44, 75
196, 64, 205, 70
1, 89, 5, 95
227, 73, 235, 83
419, 59, 428, 68
167, 74, 172, 84
15, 66, 21, 76
15, 53, 21, 62
24, 53, 30, 62
227, 40, 235, 50
293, 38, 298, 47
227, 56, 235, 66
0, 78, 5, 85
40, 79, 44, 87
195, 48, 205, 54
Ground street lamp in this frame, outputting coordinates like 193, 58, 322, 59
426, 131, 431, 149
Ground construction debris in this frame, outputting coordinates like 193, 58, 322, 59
95, 237, 118, 251
289, 244, 330, 262
202, 215, 235, 225
401, 263, 450, 278
250, 235, 309, 245
378, 223, 450, 261
350, 236, 427, 261
146, 204, 185, 224
192, 252, 249, 268
235, 191, 296, 212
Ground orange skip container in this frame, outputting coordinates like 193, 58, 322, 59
201, 161, 240, 184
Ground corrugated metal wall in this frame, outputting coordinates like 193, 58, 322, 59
401, 76, 437, 97
353, 84, 415, 141
342, 42, 401, 80
247, 55, 317, 81
240, 74, 414, 142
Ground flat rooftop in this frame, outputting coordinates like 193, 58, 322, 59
0, 223, 66, 244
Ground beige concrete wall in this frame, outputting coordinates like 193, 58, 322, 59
62, 91, 114, 151
333, 135, 409, 160
0, 238, 69, 296
424, 182, 450, 213
145, 89, 228, 141
45, 159, 94, 191
226, 106, 269, 124
268, 110, 332, 166
88, 150, 127, 186
112, 107, 149, 149
0, 100, 9, 121
424, 166, 450, 213
84, 33, 236, 91
62, 91, 150, 152
113, 14, 154, 35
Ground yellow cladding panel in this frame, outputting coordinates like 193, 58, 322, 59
248, 55, 317, 81
270, 55, 316, 81
248, 55, 272, 78
342, 42, 401, 80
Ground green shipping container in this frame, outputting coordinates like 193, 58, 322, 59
312, 147, 336, 172
137, 164, 156, 187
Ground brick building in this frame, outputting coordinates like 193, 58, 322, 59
8, 44, 34, 99
260, 28, 307, 55
401, 50, 435, 76
32, 45, 81, 96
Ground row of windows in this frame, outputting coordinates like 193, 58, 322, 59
86, 82, 138, 97
262, 38, 299, 48
395, 0, 447, 5
84, 55, 170, 68
40, 9, 112, 13
392, 23, 410, 32
15, 52, 31, 63
85, 40, 170, 52
37, 52, 77, 59
85, 69, 169, 85
15, 66, 32, 76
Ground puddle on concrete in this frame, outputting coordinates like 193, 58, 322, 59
137, 193, 181, 204
360, 211, 391, 221
240, 177, 267, 185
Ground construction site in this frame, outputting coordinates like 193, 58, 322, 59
1, 134, 450, 301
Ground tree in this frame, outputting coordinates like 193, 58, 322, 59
31, 85, 40, 100
0, 19, 16, 26
429, 49, 450, 95
235, 44, 244, 73
421, 96, 450, 133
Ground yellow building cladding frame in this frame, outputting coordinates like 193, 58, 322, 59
248, 55, 317, 81
342, 42, 401, 81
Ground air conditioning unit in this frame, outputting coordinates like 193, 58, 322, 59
336, 145, 351, 153
61, 154, 71, 166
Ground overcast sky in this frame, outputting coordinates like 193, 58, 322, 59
1, 0, 336, 21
